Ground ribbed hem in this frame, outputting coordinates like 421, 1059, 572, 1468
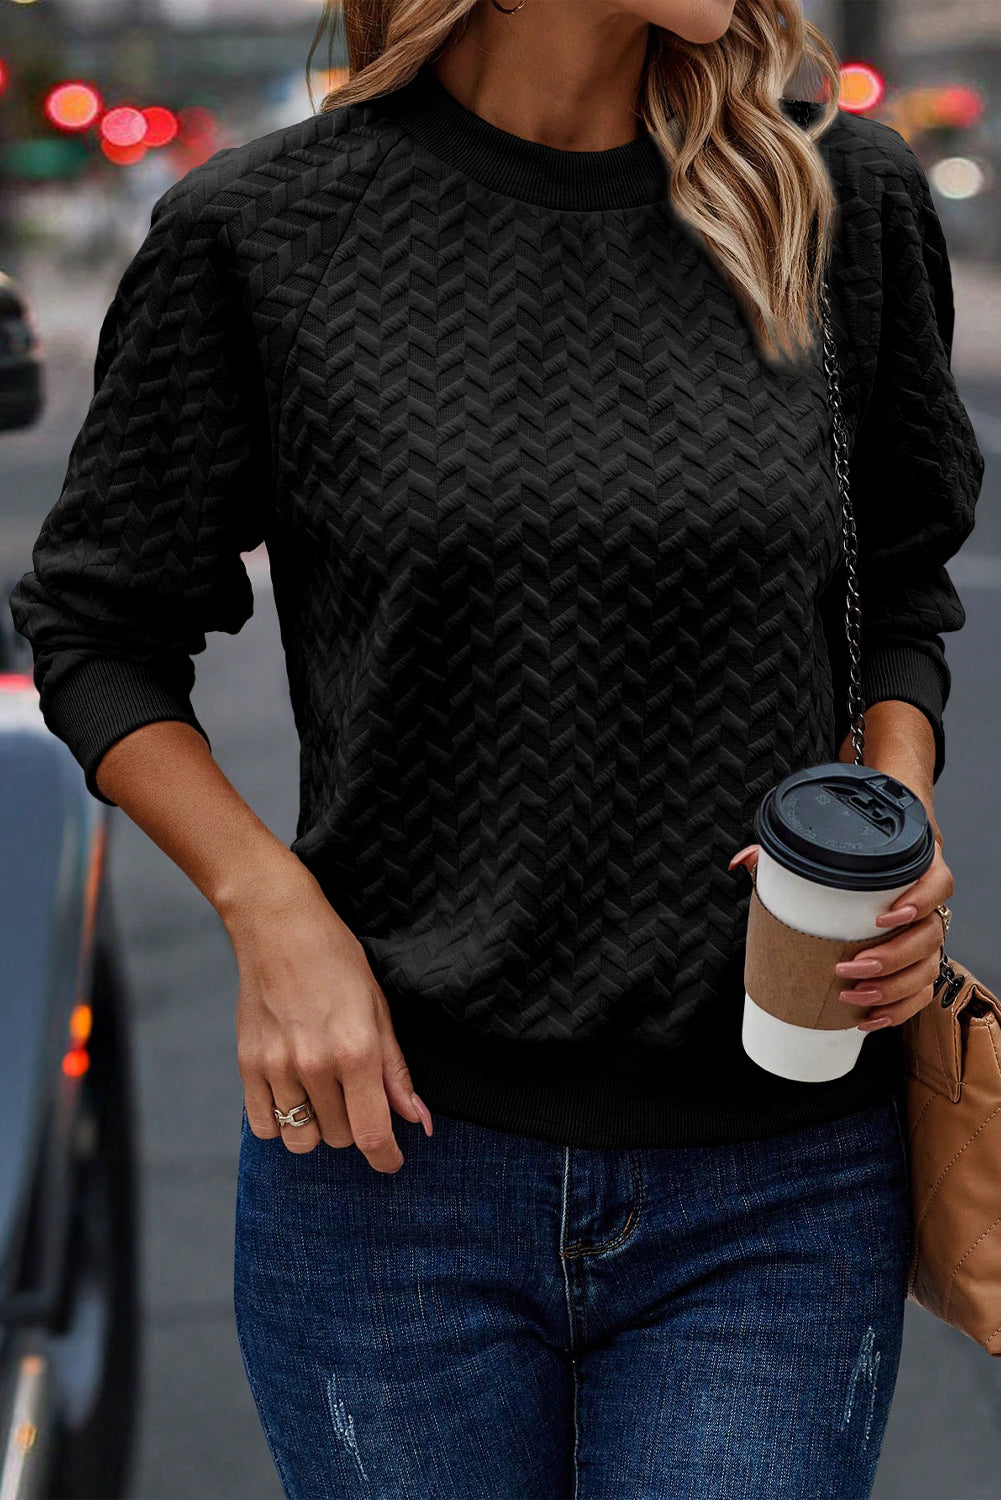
41, 655, 211, 807
388, 991, 906, 1149
860, 641, 948, 783
378, 62, 669, 211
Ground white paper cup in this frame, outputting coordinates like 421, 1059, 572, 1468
742, 846, 917, 1082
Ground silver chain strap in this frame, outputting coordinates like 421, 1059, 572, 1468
816, 289, 954, 974
816, 277, 866, 768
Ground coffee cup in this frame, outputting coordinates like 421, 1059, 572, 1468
740, 763, 937, 1082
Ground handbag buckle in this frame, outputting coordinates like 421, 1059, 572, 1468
934, 955, 965, 1008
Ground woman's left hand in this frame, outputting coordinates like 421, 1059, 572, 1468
729, 838, 954, 1031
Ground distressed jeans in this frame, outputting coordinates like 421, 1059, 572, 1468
233, 1090, 911, 1500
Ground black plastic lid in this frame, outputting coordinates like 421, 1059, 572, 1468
752, 763, 936, 891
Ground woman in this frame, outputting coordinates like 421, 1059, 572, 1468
9, 1, 984, 1496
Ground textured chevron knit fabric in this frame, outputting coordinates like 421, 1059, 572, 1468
10, 64, 984, 1147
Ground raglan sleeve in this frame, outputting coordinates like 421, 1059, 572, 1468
846, 132, 985, 784
7, 172, 270, 807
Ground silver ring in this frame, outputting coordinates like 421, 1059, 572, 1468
273, 1099, 313, 1128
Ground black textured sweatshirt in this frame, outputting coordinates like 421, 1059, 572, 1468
9, 64, 984, 1148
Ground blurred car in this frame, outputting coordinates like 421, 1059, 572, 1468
0, 317, 138, 1497
0, 274, 44, 433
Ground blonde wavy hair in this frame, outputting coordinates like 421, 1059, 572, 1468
308, 0, 843, 367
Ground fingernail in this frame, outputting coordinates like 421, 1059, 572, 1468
835, 957, 883, 977
858, 1016, 892, 1031
840, 987, 882, 1003
876, 904, 917, 926
411, 1093, 433, 1137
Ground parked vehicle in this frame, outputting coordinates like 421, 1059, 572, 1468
0, 274, 44, 433
0, 304, 139, 1498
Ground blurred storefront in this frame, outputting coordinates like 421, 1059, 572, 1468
0, 0, 344, 270
806, 1, 1000, 260
1, 1, 1000, 278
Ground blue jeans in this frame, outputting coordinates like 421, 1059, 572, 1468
233, 1092, 912, 1500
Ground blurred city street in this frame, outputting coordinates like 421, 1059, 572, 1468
2, 1, 1001, 1497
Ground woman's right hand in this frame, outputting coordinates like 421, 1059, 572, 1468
223, 860, 433, 1173
85, 720, 431, 1175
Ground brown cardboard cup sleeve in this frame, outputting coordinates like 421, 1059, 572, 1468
743, 881, 897, 1031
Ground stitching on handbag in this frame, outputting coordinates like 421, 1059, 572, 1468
941, 1210, 1001, 1322
913, 1099, 1001, 1241
923, 979, 1001, 1094
907, 1089, 934, 1151
927, 986, 960, 1094
910, 1041, 932, 1092
986, 1013, 1001, 1079
933, 1003, 950, 1084
950, 987, 964, 1076
905, 1091, 934, 1296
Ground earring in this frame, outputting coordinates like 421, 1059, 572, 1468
491, 0, 527, 12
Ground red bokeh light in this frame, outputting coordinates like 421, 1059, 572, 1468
0, 58, 8, 95
839, 62, 885, 114
62, 1047, 91, 1079
100, 105, 148, 147
101, 138, 148, 166
45, 81, 102, 131
142, 105, 179, 147
935, 85, 984, 130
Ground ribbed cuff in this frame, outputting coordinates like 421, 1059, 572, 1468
41, 655, 211, 807
859, 641, 948, 784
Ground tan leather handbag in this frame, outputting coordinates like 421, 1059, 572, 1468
903, 960, 1001, 1354
820, 281, 1001, 1358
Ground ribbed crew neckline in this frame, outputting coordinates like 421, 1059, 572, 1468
379, 63, 669, 211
